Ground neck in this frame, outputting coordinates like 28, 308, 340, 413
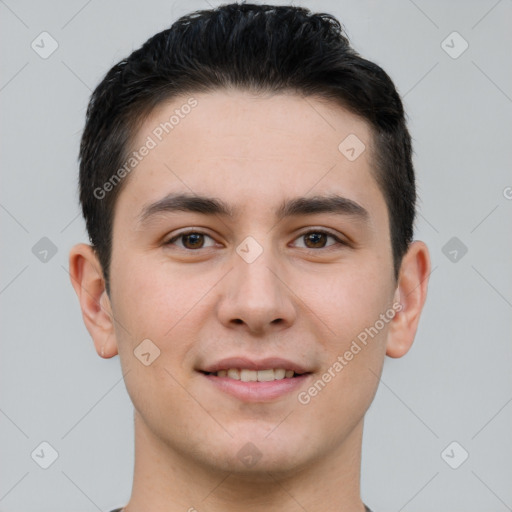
123, 411, 367, 512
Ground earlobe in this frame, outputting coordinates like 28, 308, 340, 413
386, 241, 431, 358
68, 243, 119, 359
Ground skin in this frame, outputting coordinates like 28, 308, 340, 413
69, 89, 430, 512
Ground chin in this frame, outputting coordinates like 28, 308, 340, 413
199, 426, 314, 476
207, 450, 307, 478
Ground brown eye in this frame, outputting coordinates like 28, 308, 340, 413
294, 230, 344, 250
165, 231, 215, 250
181, 233, 204, 249
303, 232, 328, 248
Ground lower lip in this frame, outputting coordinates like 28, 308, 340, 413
201, 373, 311, 402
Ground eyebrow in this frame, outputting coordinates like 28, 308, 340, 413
136, 192, 369, 227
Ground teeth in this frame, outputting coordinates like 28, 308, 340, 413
256, 369, 275, 382
227, 368, 240, 380
274, 368, 286, 379
240, 369, 258, 382
214, 368, 295, 381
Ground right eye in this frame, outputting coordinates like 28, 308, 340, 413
164, 230, 217, 250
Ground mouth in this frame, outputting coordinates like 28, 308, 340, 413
200, 368, 305, 381
197, 357, 313, 402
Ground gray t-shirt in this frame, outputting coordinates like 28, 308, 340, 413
110, 506, 374, 511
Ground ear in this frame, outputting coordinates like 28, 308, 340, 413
68, 243, 118, 359
386, 241, 431, 358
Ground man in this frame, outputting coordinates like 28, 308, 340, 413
69, 3, 430, 511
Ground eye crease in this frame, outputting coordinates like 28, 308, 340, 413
164, 229, 348, 251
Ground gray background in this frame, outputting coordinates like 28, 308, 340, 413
1, 0, 511, 511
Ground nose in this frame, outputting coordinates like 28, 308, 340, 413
216, 244, 297, 335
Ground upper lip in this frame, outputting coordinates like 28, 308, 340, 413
199, 357, 311, 374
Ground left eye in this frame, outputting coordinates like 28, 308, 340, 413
165, 230, 344, 250
292, 230, 344, 250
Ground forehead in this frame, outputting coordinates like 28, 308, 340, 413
135, 89, 373, 161
115, 89, 385, 227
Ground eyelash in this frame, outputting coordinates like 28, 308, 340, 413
164, 229, 347, 251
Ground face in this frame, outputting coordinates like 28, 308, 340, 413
106, 89, 399, 474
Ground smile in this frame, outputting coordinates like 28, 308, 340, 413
203, 368, 299, 381
199, 370, 311, 402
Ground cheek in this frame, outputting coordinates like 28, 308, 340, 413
111, 253, 200, 340
297, 316, 389, 446
109, 259, 203, 423
296, 260, 393, 411
109, 253, 226, 393
308, 262, 394, 346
